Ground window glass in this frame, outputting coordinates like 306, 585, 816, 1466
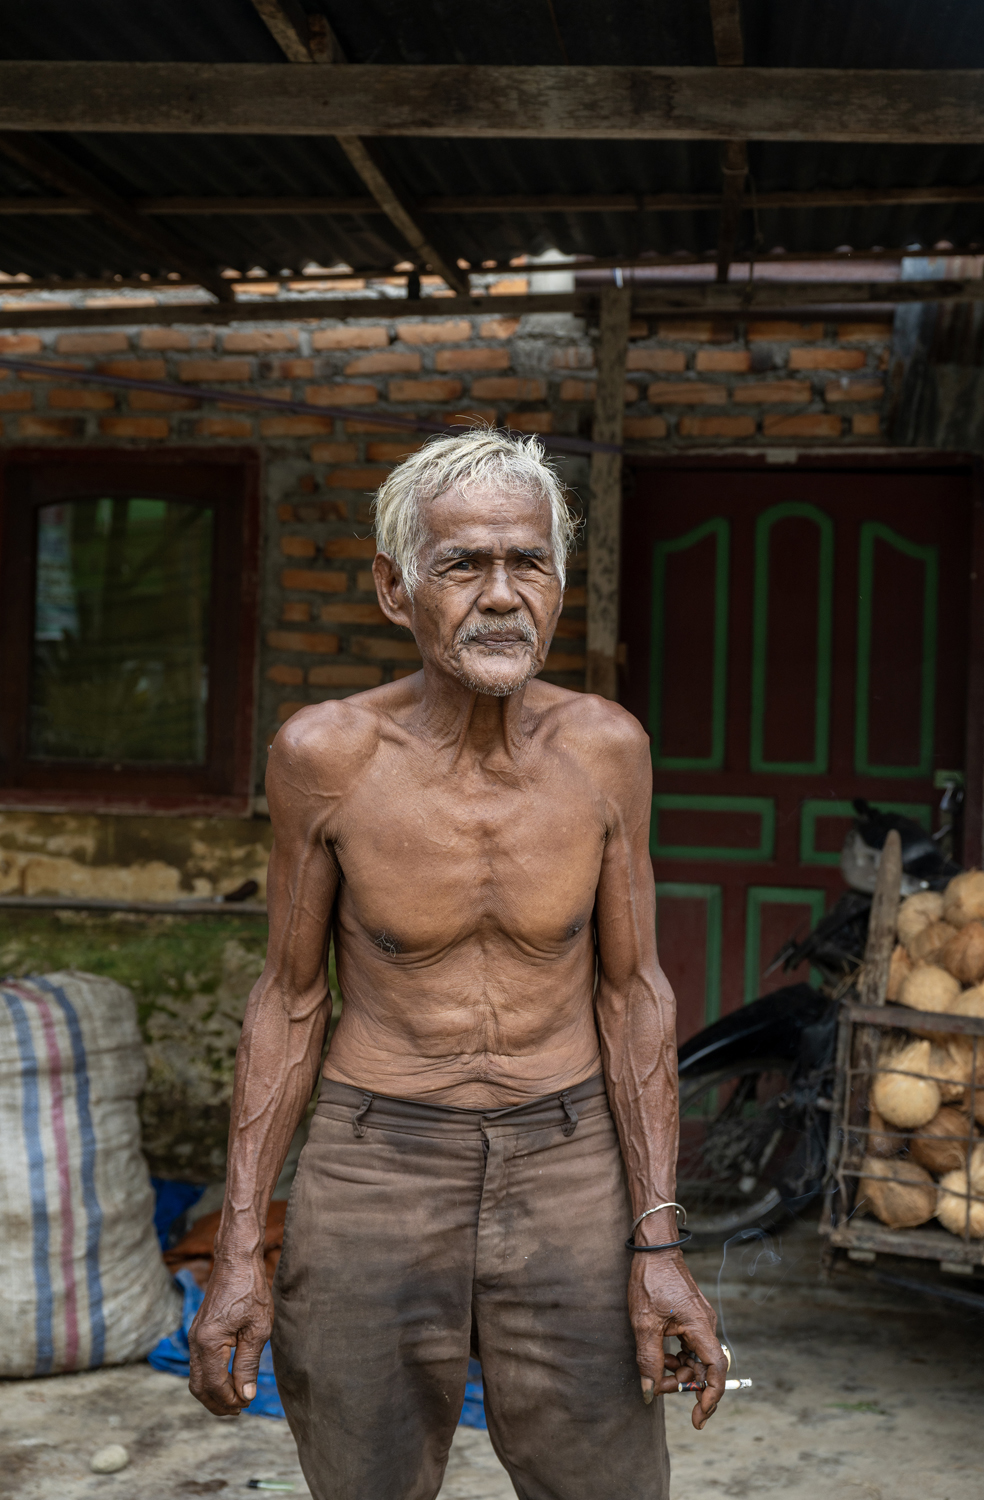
30, 498, 213, 763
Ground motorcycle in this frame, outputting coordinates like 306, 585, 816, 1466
675, 799, 961, 1243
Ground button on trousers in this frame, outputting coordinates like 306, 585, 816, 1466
271, 1073, 670, 1500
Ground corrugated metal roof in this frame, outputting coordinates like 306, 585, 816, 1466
1, 1, 983, 281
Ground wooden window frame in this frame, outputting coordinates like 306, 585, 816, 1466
0, 446, 260, 816
617, 449, 984, 867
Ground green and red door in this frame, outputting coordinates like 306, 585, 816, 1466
620, 461, 982, 1045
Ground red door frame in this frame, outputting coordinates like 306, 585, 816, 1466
619, 449, 984, 867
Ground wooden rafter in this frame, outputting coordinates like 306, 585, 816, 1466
0, 133, 232, 301
248, 1, 467, 295
4, 64, 984, 143
710, 0, 747, 284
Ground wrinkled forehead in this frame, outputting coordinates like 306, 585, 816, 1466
419, 482, 553, 552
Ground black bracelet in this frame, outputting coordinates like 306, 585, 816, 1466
625, 1230, 693, 1252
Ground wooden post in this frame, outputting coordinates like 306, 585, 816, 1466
586, 285, 631, 700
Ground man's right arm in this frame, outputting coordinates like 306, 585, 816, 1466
189, 718, 341, 1415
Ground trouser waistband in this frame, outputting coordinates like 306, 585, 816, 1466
316, 1072, 608, 1138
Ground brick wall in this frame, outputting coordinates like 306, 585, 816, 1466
0, 310, 892, 787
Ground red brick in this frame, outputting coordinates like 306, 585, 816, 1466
553, 347, 594, 371
627, 320, 649, 339
324, 537, 377, 559
177, 358, 252, 383
278, 504, 295, 522
366, 439, 427, 462
646, 382, 727, 405
0, 334, 42, 353
280, 536, 317, 559
48, 387, 114, 410
308, 664, 383, 687
504, 410, 553, 433
140, 329, 195, 350
837, 322, 891, 341
341, 418, 409, 433
309, 442, 359, 463
563, 586, 586, 607
747, 322, 823, 342
626, 348, 687, 372
734, 380, 812, 404
280, 358, 316, 378
391, 667, 421, 680
224, 329, 298, 352
267, 663, 305, 685
319, 603, 387, 624
99, 416, 169, 438
282, 601, 311, 622
435, 348, 510, 372
55, 332, 129, 354
490, 277, 528, 296
762, 413, 842, 438
260, 415, 333, 437
267, 630, 339, 655
448, 408, 497, 427
695, 350, 751, 373
388, 378, 462, 402
305, 384, 378, 406
852, 412, 882, 436
558, 379, 637, 403
311, 326, 389, 350
276, 701, 308, 722
98, 358, 167, 380
344, 351, 421, 375
656, 321, 734, 343
544, 651, 586, 673
824, 380, 885, 404
356, 570, 376, 593
678, 415, 757, 438
473, 377, 545, 401
281, 568, 347, 592
395, 320, 471, 344
622, 416, 668, 439
130, 390, 197, 411
196, 417, 254, 438
326, 466, 390, 489
0, 390, 33, 411
553, 618, 587, 639
479, 318, 521, 339
352, 636, 422, 660
17, 415, 81, 438
788, 347, 865, 371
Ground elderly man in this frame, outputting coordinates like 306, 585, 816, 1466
189, 430, 724, 1500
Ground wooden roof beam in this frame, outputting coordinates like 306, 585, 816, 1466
249, 1, 468, 295
710, 0, 747, 284
0, 133, 232, 301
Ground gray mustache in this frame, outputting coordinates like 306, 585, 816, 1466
455, 612, 537, 647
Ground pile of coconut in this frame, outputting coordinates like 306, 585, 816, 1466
860, 869, 984, 1238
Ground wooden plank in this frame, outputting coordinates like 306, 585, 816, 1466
0, 133, 232, 302
847, 1003, 984, 1038
716, 140, 748, 283
4, 186, 984, 217
2, 64, 984, 143
249, 0, 316, 64
826, 1221, 983, 1263
586, 286, 631, 701
709, 0, 744, 68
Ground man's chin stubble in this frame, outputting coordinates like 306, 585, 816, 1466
450, 648, 539, 698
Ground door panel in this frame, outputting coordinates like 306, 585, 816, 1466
620, 465, 976, 1045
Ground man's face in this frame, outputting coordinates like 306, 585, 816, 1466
378, 484, 564, 697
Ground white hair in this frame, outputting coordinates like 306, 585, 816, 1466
371, 427, 577, 596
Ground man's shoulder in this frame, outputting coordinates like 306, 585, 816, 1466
536, 681, 649, 761
270, 681, 409, 787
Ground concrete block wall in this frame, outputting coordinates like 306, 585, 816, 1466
0, 310, 892, 777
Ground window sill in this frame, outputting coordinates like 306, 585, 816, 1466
0, 788, 254, 818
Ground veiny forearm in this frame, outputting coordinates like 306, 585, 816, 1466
214, 973, 331, 1265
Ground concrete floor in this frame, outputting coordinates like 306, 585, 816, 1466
2, 1215, 982, 1500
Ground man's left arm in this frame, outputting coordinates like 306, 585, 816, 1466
592, 711, 726, 1429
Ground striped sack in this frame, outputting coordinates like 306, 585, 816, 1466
0, 970, 181, 1376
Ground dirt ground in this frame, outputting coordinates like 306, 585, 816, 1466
2, 1214, 981, 1500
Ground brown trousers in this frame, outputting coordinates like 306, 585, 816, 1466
271, 1074, 670, 1500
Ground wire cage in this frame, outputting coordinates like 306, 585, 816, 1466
824, 1000, 984, 1271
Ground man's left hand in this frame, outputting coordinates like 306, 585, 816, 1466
628, 1251, 727, 1430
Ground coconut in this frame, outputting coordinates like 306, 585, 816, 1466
940, 921, 984, 985
871, 1039, 941, 1128
935, 1146, 984, 1237
907, 920, 959, 964
898, 964, 961, 1016
943, 870, 984, 929
909, 1106, 977, 1175
898, 889, 945, 945
866, 1103, 905, 1158
928, 1043, 973, 1104
950, 985, 984, 1019
886, 944, 912, 1002
859, 1155, 937, 1229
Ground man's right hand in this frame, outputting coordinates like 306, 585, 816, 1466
188, 1254, 273, 1416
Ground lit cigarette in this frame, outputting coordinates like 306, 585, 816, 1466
246, 1484, 296, 1492
671, 1378, 753, 1393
